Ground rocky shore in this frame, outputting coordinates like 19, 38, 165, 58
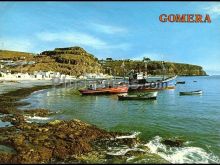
0, 85, 169, 164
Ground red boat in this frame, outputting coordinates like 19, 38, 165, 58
79, 86, 128, 95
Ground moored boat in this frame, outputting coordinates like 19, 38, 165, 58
128, 75, 177, 92
118, 91, 158, 100
176, 81, 185, 84
79, 85, 128, 95
179, 90, 202, 96
127, 59, 177, 92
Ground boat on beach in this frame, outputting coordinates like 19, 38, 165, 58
118, 91, 158, 100
179, 90, 203, 96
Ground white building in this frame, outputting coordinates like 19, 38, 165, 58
0, 70, 77, 81
15, 73, 31, 79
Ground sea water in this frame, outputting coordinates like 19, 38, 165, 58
17, 76, 220, 163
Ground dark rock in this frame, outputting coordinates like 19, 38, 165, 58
23, 109, 53, 117
162, 139, 184, 147
0, 152, 15, 163
0, 86, 148, 164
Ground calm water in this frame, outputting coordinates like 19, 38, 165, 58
18, 76, 220, 163
0, 80, 52, 127
0, 80, 52, 94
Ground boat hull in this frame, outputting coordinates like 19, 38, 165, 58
179, 90, 202, 95
176, 81, 185, 84
129, 75, 177, 92
79, 86, 128, 95
118, 96, 157, 100
118, 91, 158, 100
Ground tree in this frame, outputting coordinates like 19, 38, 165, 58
143, 57, 151, 62
106, 58, 113, 61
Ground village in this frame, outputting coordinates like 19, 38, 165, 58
0, 58, 113, 82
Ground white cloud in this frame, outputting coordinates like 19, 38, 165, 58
36, 31, 130, 50
0, 38, 34, 52
203, 4, 220, 19
36, 31, 107, 49
132, 53, 165, 61
90, 23, 128, 34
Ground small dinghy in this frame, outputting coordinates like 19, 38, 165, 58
118, 91, 158, 100
179, 90, 202, 96
176, 81, 185, 84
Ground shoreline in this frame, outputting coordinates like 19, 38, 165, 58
0, 85, 168, 163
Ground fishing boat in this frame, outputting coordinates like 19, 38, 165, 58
179, 90, 202, 96
118, 91, 158, 100
128, 74, 177, 92
127, 60, 177, 92
176, 81, 185, 84
79, 85, 128, 95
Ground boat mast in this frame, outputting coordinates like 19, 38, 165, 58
121, 60, 125, 81
161, 61, 166, 80
143, 57, 150, 78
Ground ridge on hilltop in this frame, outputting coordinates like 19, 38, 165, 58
0, 47, 207, 76
0, 47, 102, 76
100, 59, 207, 76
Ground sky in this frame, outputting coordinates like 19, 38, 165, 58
0, 2, 220, 75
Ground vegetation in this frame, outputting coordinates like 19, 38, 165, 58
0, 47, 102, 76
0, 47, 207, 76
101, 59, 207, 76
0, 50, 35, 61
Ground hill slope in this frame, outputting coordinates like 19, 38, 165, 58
0, 47, 207, 76
0, 47, 102, 76
100, 60, 207, 76
0, 50, 35, 60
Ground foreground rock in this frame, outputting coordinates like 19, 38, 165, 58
0, 85, 168, 164
162, 139, 184, 147
0, 119, 119, 163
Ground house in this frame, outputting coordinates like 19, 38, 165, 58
28, 61, 36, 65
0, 70, 71, 81
15, 73, 31, 79
34, 71, 47, 79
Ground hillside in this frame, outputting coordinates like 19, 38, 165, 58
100, 59, 207, 76
0, 47, 207, 76
0, 50, 35, 61
0, 47, 102, 76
